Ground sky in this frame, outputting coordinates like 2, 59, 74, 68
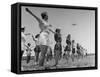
21, 6, 95, 55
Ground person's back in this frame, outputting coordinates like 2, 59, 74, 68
54, 33, 62, 43
54, 29, 62, 66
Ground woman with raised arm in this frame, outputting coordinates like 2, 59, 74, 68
26, 8, 53, 66
25, 8, 52, 32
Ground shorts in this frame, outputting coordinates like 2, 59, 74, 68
34, 45, 40, 53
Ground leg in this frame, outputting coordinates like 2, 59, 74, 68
54, 50, 60, 66
39, 45, 48, 66
26, 55, 31, 63
35, 52, 39, 63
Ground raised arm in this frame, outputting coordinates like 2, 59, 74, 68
25, 8, 42, 23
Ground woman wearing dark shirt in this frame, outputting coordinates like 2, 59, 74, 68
54, 29, 62, 66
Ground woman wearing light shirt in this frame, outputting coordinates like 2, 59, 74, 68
21, 27, 31, 60
26, 8, 53, 66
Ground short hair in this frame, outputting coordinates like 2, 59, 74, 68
55, 28, 60, 33
72, 40, 75, 43
41, 12, 48, 19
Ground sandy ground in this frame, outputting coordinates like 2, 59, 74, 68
21, 54, 95, 71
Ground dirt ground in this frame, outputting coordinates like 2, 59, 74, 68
21, 54, 95, 71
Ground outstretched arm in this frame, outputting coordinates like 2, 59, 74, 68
48, 28, 55, 34
24, 44, 28, 48
25, 8, 42, 23
24, 33, 31, 36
